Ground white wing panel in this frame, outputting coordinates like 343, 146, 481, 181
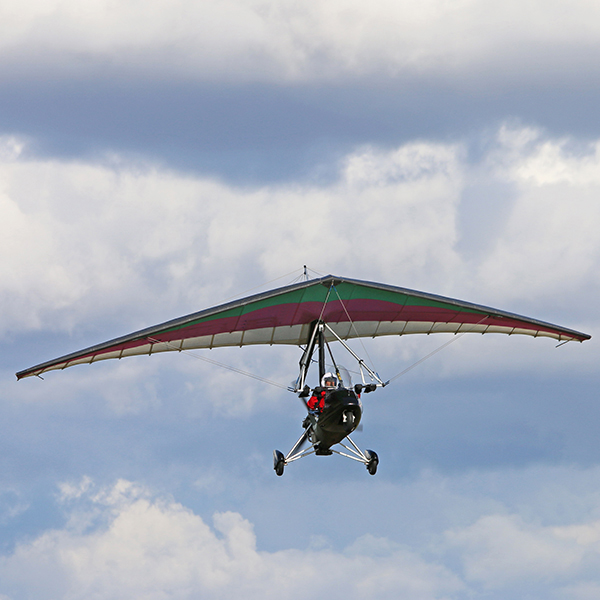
270, 324, 306, 345
211, 331, 244, 347
241, 328, 274, 345
121, 344, 153, 357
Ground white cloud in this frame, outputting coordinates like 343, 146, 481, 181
6, 473, 600, 599
475, 126, 600, 304
444, 511, 600, 596
58, 475, 94, 502
0, 135, 465, 337
0, 478, 463, 600
4, 126, 598, 383
1, 0, 600, 82
445, 514, 584, 587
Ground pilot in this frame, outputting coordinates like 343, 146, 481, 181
322, 373, 338, 389
307, 372, 338, 413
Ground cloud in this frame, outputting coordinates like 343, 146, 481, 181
445, 514, 583, 587
4, 125, 598, 390
444, 512, 600, 597
6, 474, 600, 599
0, 478, 463, 600
1, 1, 600, 83
475, 126, 600, 305
0, 134, 465, 337
3, 125, 599, 316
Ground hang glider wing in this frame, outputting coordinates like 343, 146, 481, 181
16, 275, 590, 380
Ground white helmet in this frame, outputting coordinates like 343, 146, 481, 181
321, 372, 338, 388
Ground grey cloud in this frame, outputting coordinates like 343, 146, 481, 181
1, 78, 600, 183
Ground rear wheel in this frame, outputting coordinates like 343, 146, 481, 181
365, 450, 378, 475
273, 450, 285, 476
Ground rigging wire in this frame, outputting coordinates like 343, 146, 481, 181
324, 338, 342, 382
147, 338, 289, 390
306, 265, 325, 277
218, 268, 302, 304
331, 283, 379, 378
145, 267, 328, 393
387, 336, 466, 383
386, 316, 491, 384
317, 284, 334, 323
289, 266, 324, 285
154, 275, 490, 393
219, 265, 323, 303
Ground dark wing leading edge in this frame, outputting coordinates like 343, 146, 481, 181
16, 275, 591, 380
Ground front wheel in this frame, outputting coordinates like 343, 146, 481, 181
342, 410, 355, 432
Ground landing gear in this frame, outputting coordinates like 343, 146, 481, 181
273, 428, 311, 476
365, 449, 378, 475
314, 444, 333, 456
278, 316, 385, 477
273, 449, 285, 476
275, 415, 379, 476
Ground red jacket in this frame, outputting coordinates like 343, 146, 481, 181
307, 390, 326, 412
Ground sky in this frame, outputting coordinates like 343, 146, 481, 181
1, 1, 600, 598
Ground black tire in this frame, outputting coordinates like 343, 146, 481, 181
365, 449, 378, 475
273, 450, 285, 476
343, 410, 355, 432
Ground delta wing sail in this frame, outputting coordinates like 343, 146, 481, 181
16, 275, 590, 380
